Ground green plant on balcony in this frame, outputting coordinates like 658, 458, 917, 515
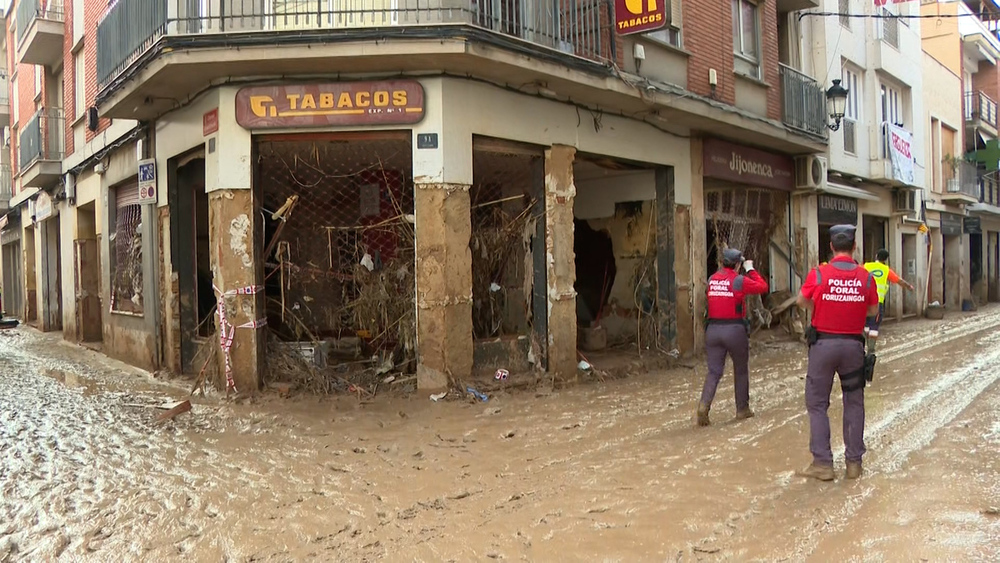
941, 153, 975, 172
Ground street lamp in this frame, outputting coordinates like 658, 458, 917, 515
826, 79, 849, 132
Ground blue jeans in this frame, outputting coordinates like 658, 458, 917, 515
865, 302, 885, 332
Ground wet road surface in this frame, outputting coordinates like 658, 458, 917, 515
2, 307, 1000, 561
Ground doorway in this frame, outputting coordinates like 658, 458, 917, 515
970, 232, 984, 300
901, 233, 918, 316
23, 226, 37, 323
2, 241, 23, 318
862, 214, 887, 263
74, 203, 102, 343
41, 218, 62, 332
989, 231, 1000, 302
170, 154, 211, 374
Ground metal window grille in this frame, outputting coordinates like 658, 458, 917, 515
469, 140, 541, 340
111, 183, 143, 314
257, 134, 415, 367
882, 9, 898, 49
839, 0, 849, 28
843, 118, 857, 154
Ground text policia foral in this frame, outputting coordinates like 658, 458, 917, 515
822, 279, 867, 303
707, 279, 734, 298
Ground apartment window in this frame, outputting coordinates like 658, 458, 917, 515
882, 8, 899, 49
839, 0, 850, 29
110, 181, 144, 315
11, 77, 18, 126
74, 51, 85, 120
732, 0, 761, 79
843, 67, 860, 154
73, 0, 84, 43
34, 68, 41, 99
881, 83, 902, 126
649, 0, 683, 48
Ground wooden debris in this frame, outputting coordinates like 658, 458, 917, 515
155, 400, 192, 423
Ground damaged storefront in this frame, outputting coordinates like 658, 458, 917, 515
701, 139, 794, 331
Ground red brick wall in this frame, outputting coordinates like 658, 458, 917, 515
83, 0, 112, 143
62, 0, 74, 156
972, 61, 998, 107
684, 0, 782, 120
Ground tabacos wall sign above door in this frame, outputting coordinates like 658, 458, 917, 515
614, 0, 668, 35
235, 80, 425, 129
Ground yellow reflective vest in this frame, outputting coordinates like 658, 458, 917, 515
864, 261, 890, 303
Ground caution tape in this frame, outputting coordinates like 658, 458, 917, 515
213, 284, 265, 394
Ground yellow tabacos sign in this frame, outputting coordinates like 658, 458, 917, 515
235, 81, 425, 128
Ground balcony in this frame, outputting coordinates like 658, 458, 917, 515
18, 108, 64, 188
778, 64, 827, 139
965, 91, 998, 138
942, 161, 981, 205
980, 173, 1000, 207
96, 0, 616, 120
0, 72, 9, 127
0, 165, 11, 212
15, 0, 65, 67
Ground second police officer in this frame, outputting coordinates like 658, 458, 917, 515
697, 247, 769, 426
796, 225, 879, 481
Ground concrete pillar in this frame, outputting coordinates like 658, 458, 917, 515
414, 183, 473, 390
208, 189, 264, 394
930, 228, 944, 305
674, 203, 694, 356
544, 145, 578, 381
689, 139, 707, 352
655, 167, 677, 352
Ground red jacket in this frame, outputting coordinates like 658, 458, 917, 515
707, 268, 769, 320
800, 256, 879, 335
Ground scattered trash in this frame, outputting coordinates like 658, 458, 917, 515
489, 282, 502, 293
983, 507, 1000, 517
494, 369, 509, 381
155, 400, 192, 423
668, 349, 680, 358
382, 375, 396, 384
930, 301, 941, 307
360, 253, 375, 272
577, 361, 592, 371
374, 356, 394, 375
466, 386, 489, 402
430, 392, 448, 402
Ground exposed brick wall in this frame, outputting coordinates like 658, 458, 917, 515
685, 0, 736, 105
972, 61, 998, 107
762, 0, 780, 122
62, 0, 74, 156
83, 0, 112, 142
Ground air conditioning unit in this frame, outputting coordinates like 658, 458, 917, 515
946, 178, 961, 193
894, 188, 918, 214
795, 155, 828, 189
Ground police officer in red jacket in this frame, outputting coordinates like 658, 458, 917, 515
697, 247, 769, 426
796, 224, 879, 481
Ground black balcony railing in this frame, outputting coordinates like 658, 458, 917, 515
19, 108, 65, 170
778, 64, 827, 138
97, 0, 614, 90
981, 173, 1000, 206
16, 0, 64, 42
965, 90, 998, 129
948, 161, 981, 199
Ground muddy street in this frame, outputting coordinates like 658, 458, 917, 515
2, 309, 1000, 562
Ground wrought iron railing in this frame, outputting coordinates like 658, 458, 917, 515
981, 173, 1000, 206
950, 161, 980, 199
16, 0, 64, 42
965, 90, 998, 129
98, 0, 614, 90
882, 8, 899, 49
18, 107, 65, 170
778, 64, 827, 138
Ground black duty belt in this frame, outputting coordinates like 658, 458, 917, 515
707, 319, 746, 326
816, 331, 865, 344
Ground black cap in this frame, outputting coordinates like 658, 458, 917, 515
829, 224, 857, 243
722, 248, 744, 264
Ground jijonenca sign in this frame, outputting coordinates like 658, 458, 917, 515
235, 80, 425, 129
614, 0, 667, 35
703, 138, 795, 191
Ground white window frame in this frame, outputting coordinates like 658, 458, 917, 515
843, 67, 861, 122
74, 51, 86, 121
881, 83, 902, 127
732, 0, 761, 80
34, 68, 42, 100
648, 0, 683, 48
73, 0, 84, 43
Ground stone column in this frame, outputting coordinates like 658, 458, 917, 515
415, 183, 473, 390
544, 145, 578, 381
208, 189, 264, 394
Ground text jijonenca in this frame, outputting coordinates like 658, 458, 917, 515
730, 153, 774, 178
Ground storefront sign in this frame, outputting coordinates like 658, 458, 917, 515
964, 215, 982, 235
885, 123, 915, 186
703, 138, 795, 191
235, 81, 425, 129
35, 191, 53, 221
138, 159, 157, 204
614, 0, 667, 35
940, 212, 963, 237
817, 194, 858, 225
203, 108, 219, 136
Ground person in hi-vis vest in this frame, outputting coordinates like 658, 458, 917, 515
863, 249, 914, 341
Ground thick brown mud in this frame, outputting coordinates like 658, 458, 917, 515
2, 308, 999, 561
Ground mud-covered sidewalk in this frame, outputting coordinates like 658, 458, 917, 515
2, 308, 1000, 561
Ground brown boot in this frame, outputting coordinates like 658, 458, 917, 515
846, 461, 863, 480
736, 407, 755, 420
800, 463, 835, 482
696, 403, 710, 427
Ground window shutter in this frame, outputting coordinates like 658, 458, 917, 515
115, 182, 140, 209
671, 0, 682, 27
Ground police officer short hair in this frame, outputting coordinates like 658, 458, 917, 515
876, 248, 890, 261
829, 224, 857, 252
721, 247, 744, 267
